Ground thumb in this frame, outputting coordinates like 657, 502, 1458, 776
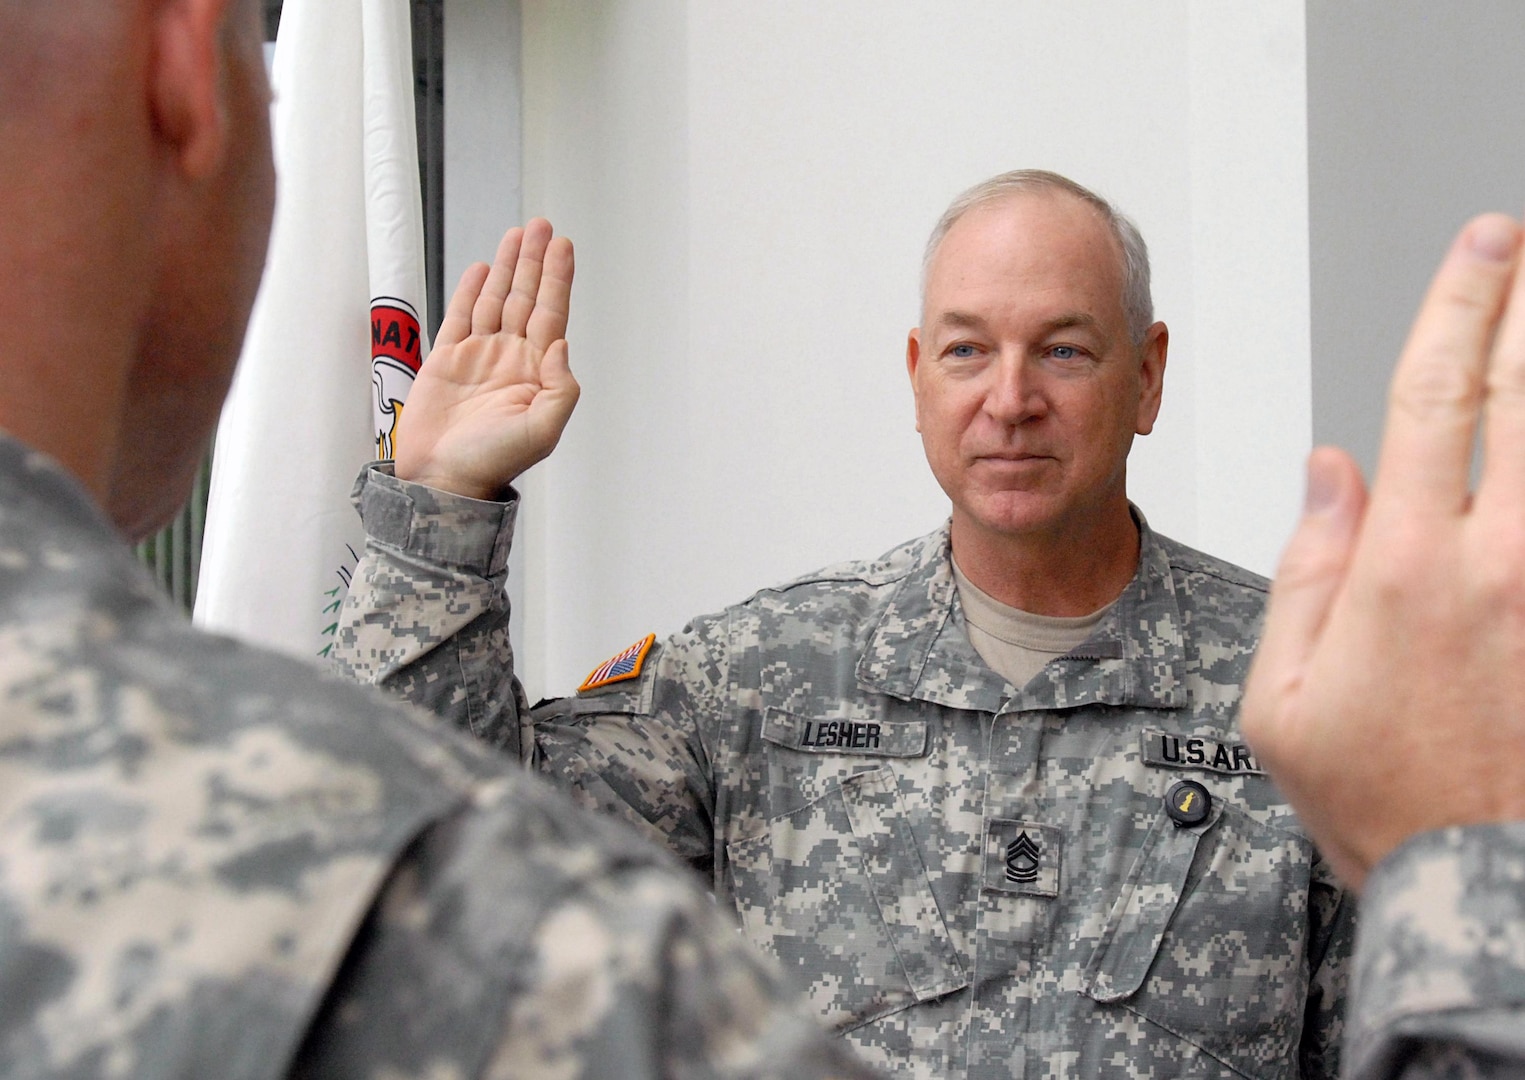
527, 339, 580, 448
538, 338, 580, 413
1242, 447, 1366, 741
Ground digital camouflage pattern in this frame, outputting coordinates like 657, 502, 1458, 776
335, 464, 1357, 1080
0, 437, 870, 1080
1345, 824, 1525, 1080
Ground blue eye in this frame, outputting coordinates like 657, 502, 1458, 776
1050, 345, 1078, 360
949, 344, 977, 358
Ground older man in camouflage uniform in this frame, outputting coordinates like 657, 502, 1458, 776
0, 1, 874, 1077
337, 171, 1357, 1078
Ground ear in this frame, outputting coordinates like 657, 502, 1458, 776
150, 0, 237, 180
906, 327, 924, 432
1134, 321, 1168, 436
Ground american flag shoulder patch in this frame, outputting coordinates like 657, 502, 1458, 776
578, 633, 657, 693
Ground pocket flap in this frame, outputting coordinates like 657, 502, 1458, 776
1082, 805, 1219, 1002
839, 769, 967, 1001
726, 765, 966, 1031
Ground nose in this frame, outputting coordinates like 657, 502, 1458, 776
983, 352, 1047, 426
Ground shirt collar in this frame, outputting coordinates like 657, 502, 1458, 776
856, 508, 1188, 714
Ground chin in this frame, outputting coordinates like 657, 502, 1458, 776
957, 490, 1064, 538
112, 495, 188, 543
107, 457, 201, 542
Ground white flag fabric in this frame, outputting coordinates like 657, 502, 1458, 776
195, 0, 429, 662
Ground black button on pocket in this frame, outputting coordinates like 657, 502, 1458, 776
1165, 780, 1211, 827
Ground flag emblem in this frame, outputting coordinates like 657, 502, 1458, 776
372, 296, 424, 460
579, 633, 657, 693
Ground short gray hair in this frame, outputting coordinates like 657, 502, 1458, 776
921, 169, 1154, 346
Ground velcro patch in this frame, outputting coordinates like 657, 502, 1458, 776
578, 633, 656, 693
760, 709, 928, 758
983, 819, 1061, 898
1141, 728, 1264, 776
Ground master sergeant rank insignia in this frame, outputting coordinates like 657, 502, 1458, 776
1005, 831, 1042, 883
984, 819, 1060, 898
578, 633, 657, 693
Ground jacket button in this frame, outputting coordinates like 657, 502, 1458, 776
1165, 780, 1211, 827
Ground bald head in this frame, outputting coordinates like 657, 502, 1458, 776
0, 0, 273, 538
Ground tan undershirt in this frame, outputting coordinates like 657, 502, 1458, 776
952, 558, 1116, 689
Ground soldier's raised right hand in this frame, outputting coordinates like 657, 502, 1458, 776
394, 218, 578, 499
1242, 212, 1525, 891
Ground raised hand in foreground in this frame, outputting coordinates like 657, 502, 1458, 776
1242, 213, 1525, 891
395, 218, 578, 499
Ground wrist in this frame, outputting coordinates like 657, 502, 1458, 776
394, 450, 504, 501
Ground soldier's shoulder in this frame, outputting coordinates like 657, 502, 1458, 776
0, 579, 522, 1074
389, 763, 789, 1010
735, 527, 945, 612
555, 529, 947, 707
469, 762, 687, 875
1154, 531, 1270, 598
323, 766, 870, 1080
162, 614, 511, 789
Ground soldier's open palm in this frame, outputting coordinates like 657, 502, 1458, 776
394, 218, 578, 499
1243, 213, 1525, 890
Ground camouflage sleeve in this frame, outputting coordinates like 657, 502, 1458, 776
331, 464, 530, 758
1299, 852, 1357, 1080
289, 777, 875, 1080
1344, 823, 1525, 1080
530, 618, 732, 873
331, 462, 725, 873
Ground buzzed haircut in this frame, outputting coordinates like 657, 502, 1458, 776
922, 169, 1154, 346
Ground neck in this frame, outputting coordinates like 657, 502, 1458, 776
950, 500, 1142, 616
0, 48, 157, 510
0, 275, 137, 506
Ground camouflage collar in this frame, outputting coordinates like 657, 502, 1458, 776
855, 511, 1188, 714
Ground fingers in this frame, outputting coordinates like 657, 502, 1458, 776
426, 220, 571, 368
435, 262, 491, 349
526, 236, 574, 353
1371, 214, 1520, 516
1242, 448, 1367, 745
1478, 215, 1525, 502
471, 227, 525, 336
501, 218, 553, 337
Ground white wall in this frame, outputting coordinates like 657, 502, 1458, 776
442, 0, 528, 660
1308, 2, 1525, 480
443, 2, 521, 288
499, 1, 1311, 700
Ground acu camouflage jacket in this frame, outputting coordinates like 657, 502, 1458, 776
1345, 823, 1525, 1080
0, 438, 868, 1080
336, 465, 1363, 1080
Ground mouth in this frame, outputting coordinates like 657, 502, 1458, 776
973, 451, 1053, 465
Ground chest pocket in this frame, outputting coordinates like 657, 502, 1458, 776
726, 762, 968, 1032
1082, 800, 1313, 1080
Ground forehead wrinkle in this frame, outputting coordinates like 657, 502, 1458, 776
1045, 312, 1104, 334
933, 310, 989, 332
929, 308, 1105, 339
